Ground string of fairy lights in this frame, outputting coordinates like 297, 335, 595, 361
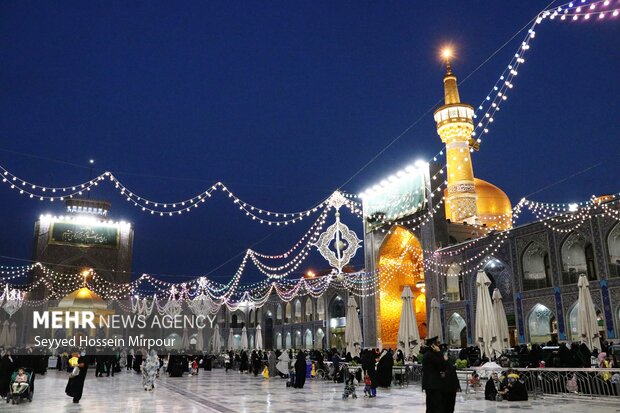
0, 0, 618, 312
471, 0, 620, 150
1, 187, 617, 307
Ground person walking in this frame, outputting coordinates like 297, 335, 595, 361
293, 351, 306, 388
251, 350, 261, 377
276, 350, 290, 378
441, 351, 461, 413
142, 350, 159, 391
65, 351, 89, 404
268, 351, 277, 377
421, 337, 447, 413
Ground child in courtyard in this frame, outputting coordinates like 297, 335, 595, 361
11, 368, 29, 394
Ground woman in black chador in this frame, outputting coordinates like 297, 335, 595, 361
293, 351, 307, 388
65, 352, 89, 404
251, 351, 261, 376
239, 350, 249, 373
375, 349, 394, 388
0, 352, 14, 399
422, 337, 447, 413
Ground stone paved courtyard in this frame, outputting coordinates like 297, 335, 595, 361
2, 368, 620, 413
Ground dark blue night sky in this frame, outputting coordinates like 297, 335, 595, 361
0, 1, 618, 282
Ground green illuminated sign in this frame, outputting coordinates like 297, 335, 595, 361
49, 222, 119, 248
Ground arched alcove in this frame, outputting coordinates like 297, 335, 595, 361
377, 225, 425, 349
285, 302, 292, 323
276, 332, 282, 350
304, 329, 313, 350
482, 257, 512, 303
528, 304, 554, 343
285, 332, 292, 349
316, 328, 325, 349
446, 263, 463, 302
447, 313, 467, 348
276, 304, 283, 323
305, 298, 313, 321
317, 297, 325, 320
607, 223, 620, 278
329, 296, 346, 350
522, 242, 551, 290
562, 232, 596, 284
294, 300, 302, 323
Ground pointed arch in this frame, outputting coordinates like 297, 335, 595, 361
527, 303, 554, 344
447, 313, 467, 348
316, 328, 325, 349
445, 263, 462, 302
294, 299, 302, 323
294, 330, 302, 348
377, 225, 425, 349
522, 242, 551, 290
561, 232, 596, 284
285, 302, 292, 323
317, 297, 325, 320
481, 256, 513, 303
304, 329, 313, 349
607, 223, 620, 278
276, 332, 282, 350
285, 332, 292, 349
304, 298, 313, 321
276, 304, 283, 323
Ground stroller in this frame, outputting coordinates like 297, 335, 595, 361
7, 368, 34, 405
342, 372, 357, 399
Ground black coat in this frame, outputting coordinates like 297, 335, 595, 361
0, 356, 14, 398
65, 356, 88, 401
485, 378, 498, 401
294, 355, 306, 388
441, 362, 460, 392
422, 350, 447, 391
376, 352, 394, 388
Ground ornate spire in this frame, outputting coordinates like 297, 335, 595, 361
443, 62, 460, 105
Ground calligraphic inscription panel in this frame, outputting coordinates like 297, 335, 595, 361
49, 222, 119, 248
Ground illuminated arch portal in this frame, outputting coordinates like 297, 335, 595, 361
377, 225, 425, 349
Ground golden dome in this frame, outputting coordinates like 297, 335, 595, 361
443, 178, 512, 230
473, 178, 512, 230
58, 287, 108, 310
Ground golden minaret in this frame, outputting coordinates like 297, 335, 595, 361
433, 49, 477, 224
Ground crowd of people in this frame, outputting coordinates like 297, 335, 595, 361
1, 339, 618, 408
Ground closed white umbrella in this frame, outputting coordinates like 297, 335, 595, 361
475, 271, 502, 359
181, 327, 189, 350
195, 329, 204, 352
212, 324, 221, 353
8, 322, 17, 348
398, 286, 421, 357
227, 328, 234, 350
427, 298, 443, 343
255, 324, 263, 351
240, 326, 248, 350
577, 274, 600, 351
345, 296, 362, 358
492, 289, 510, 350
0, 320, 8, 347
